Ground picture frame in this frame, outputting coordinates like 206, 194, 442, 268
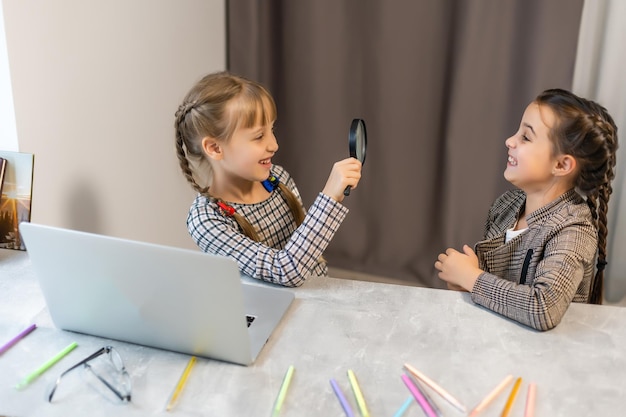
0, 151, 35, 250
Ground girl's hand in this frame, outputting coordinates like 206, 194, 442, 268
322, 158, 362, 202
434, 244, 483, 291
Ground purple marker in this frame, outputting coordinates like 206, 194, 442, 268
330, 378, 356, 417
0, 324, 37, 355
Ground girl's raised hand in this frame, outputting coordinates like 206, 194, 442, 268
322, 157, 362, 202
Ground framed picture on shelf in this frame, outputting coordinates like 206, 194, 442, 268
0, 157, 7, 200
0, 151, 35, 250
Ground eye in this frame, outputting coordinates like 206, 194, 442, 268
521, 134, 530, 142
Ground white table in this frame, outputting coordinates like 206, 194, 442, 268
1, 248, 625, 416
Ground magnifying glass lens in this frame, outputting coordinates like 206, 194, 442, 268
345, 119, 367, 196
355, 123, 365, 162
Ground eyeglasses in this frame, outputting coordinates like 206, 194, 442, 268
48, 346, 131, 403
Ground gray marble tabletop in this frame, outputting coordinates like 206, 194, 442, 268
1, 248, 625, 417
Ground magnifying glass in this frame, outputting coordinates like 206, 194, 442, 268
344, 118, 367, 196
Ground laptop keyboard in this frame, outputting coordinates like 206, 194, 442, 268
246, 315, 256, 327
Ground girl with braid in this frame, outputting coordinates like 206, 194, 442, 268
435, 89, 618, 331
175, 71, 361, 287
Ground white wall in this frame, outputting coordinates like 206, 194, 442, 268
0, 1, 18, 151
2, 0, 225, 249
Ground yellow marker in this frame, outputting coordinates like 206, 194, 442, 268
500, 377, 522, 417
165, 356, 197, 411
271, 365, 295, 417
347, 369, 370, 417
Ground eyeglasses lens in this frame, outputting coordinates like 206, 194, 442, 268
49, 346, 131, 403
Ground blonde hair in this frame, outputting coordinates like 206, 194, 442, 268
175, 71, 305, 241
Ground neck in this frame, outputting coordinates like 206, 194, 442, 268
210, 174, 268, 204
523, 185, 573, 215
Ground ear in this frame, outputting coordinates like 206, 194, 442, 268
201, 136, 223, 160
553, 154, 577, 177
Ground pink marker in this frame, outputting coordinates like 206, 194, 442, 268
401, 374, 437, 417
524, 383, 536, 417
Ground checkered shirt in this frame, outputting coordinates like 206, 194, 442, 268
471, 189, 598, 331
187, 165, 349, 287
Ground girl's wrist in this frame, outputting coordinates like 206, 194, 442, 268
465, 269, 483, 291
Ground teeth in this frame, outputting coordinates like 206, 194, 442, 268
508, 156, 517, 166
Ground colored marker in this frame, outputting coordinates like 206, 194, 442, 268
0, 324, 37, 355
392, 396, 414, 417
524, 383, 536, 417
165, 356, 197, 411
500, 377, 522, 417
414, 378, 443, 416
468, 374, 514, 417
347, 370, 370, 417
15, 341, 78, 389
402, 374, 437, 417
404, 363, 467, 413
330, 378, 356, 417
271, 365, 295, 417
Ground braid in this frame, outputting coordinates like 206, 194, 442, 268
585, 194, 598, 225
278, 183, 306, 226
536, 89, 619, 304
233, 211, 261, 241
278, 183, 325, 263
208, 181, 306, 244
175, 101, 210, 195
589, 184, 611, 304
211, 197, 262, 241
587, 105, 617, 305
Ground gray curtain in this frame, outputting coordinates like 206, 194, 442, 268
227, 0, 584, 287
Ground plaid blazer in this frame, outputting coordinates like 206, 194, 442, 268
471, 189, 597, 331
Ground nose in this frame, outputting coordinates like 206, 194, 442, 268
505, 135, 515, 149
268, 131, 279, 152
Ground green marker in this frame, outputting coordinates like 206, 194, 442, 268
15, 341, 78, 389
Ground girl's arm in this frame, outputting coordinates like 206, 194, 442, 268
470, 222, 597, 331
188, 193, 348, 287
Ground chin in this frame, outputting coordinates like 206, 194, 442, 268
503, 171, 516, 186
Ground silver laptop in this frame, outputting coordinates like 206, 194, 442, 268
19, 222, 294, 365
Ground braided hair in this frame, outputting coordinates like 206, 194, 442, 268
174, 72, 305, 241
535, 89, 619, 304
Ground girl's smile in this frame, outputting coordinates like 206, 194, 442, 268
507, 155, 517, 166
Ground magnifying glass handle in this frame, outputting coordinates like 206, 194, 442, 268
343, 186, 352, 196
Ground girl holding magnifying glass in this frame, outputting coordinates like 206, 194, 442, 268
175, 71, 361, 287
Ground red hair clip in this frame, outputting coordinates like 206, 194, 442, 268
216, 201, 235, 216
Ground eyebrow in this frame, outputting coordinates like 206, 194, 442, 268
251, 127, 264, 136
522, 122, 536, 136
